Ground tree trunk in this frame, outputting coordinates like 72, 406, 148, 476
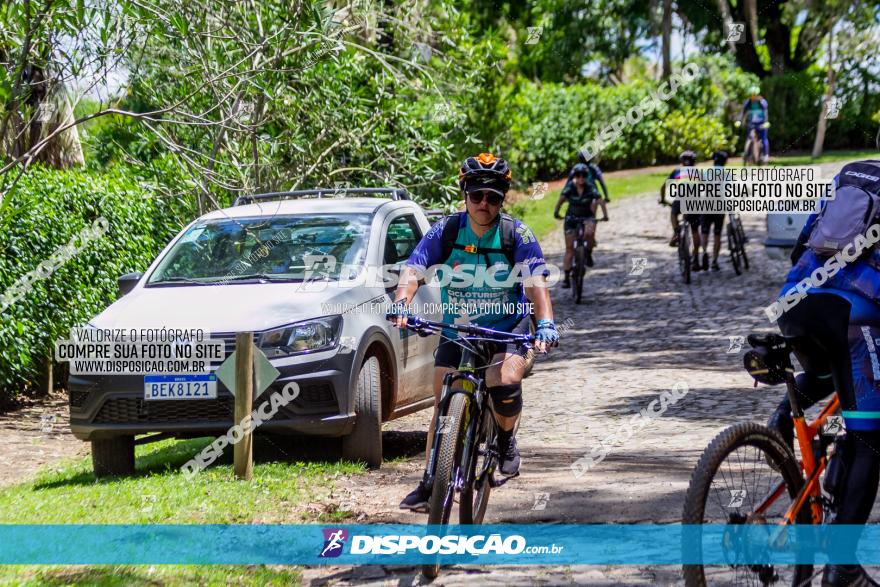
661, 0, 672, 79
811, 28, 835, 159
1, 69, 84, 169
716, 0, 738, 54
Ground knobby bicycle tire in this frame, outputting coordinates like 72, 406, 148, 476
728, 223, 742, 276
423, 392, 469, 579
735, 218, 750, 270
574, 243, 585, 304
460, 408, 495, 525
682, 422, 813, 587
679, 225, 692, 284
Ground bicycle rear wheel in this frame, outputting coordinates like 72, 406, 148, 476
728, 222, 742, 276
734, 217, 750, 270
682, 422, 814, 586
460, 408, 496, 524
679, 225, 692, 284
423, 392, 469, 579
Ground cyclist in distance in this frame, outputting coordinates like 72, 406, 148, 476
699, 150, 728, 271
564, 150, 610, 221
736, 85, 770, 163
661, 150, 702, 271
764, 163, 880, 586
554, 162, 604, 286
389, 152, 559, 512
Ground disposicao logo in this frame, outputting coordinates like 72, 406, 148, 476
319, 528, 348, 558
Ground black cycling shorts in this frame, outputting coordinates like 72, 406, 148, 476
564, 215, 596, 234
701, 214, 724, 236
434, 314, 532, 369
670, 200, 700, 227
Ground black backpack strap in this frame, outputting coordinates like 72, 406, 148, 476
499, 213, 517, 267
441, 212, 518, 267
440, 214, 461, 264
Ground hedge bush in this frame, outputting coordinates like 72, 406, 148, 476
499, 57, 749, 178
0, 165, 193, 407
500, 59, 880, 182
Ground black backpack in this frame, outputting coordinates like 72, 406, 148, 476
439, 213, 517, 267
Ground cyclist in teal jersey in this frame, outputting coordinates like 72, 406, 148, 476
389, 152, 558, 511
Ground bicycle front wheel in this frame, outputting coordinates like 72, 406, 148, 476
682, 422, 814, 587
423, 391, 469, 579
573, 244, 585, 303
460, 408, 495, 525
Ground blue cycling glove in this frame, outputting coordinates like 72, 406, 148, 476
535, 319, 559, 344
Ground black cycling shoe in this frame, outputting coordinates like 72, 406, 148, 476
711, 260, 720, 271
822, 564, 880, 586
702, 252, 709, 271
498, 434, 521, 477
691, 255, 702, 272
585, 250, 594, 267
399, 480, 432, 512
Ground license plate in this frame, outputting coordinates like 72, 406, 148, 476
144, 374, 217, 400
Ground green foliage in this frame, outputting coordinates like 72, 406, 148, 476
0, 166, 191, 405
500, 58, 748, 178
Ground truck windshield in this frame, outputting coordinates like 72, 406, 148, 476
148, 214, 371, 284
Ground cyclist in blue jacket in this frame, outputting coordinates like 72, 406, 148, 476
766, 166, 880, 586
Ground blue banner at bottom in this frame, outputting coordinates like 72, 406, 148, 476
2, 524, 880, 565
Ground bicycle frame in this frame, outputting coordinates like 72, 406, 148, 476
751, 360, 841, 525
424, 344, 488, 491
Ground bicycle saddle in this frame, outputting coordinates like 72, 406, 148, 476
744, 333, 790, 386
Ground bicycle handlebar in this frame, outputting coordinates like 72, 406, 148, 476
385, 313, 535, 345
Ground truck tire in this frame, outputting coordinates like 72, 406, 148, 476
91, 436, 135, 477
342, 356, 383, 469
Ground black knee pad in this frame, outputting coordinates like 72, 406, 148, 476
489, 384, 522, 417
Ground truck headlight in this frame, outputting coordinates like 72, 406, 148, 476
258, 316, 342, 358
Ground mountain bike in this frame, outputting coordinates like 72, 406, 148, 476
727, 213, 750, 275
682, 333, 846, 586
570, 216, 595, 304
679, 218, 694, 284
390, 315, 536, 579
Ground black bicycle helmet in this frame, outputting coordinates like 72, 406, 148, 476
571, 163, 590, 176
459, 152, 512, 195
679, 150, 696, 166
712, 150, 728, 166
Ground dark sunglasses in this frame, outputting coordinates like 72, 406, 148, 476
467, 191, 504, 206
573, 173, 587, 179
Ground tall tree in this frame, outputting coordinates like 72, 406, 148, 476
678, 0, 871, 76
661, 0, 672, 79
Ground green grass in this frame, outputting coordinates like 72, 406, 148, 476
0, 438, 362, 524
770, 149, 880, 166
0, 565, 301, 586
0, 437, 364, 585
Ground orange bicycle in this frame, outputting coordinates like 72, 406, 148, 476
683, 333, 845, 586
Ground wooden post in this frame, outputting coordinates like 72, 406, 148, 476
234, 332, 254, 480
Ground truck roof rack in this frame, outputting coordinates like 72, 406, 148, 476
233, 187, 410, 206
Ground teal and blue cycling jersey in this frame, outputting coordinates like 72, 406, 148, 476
406, 212, 548, 334
741, 97, 769, 125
